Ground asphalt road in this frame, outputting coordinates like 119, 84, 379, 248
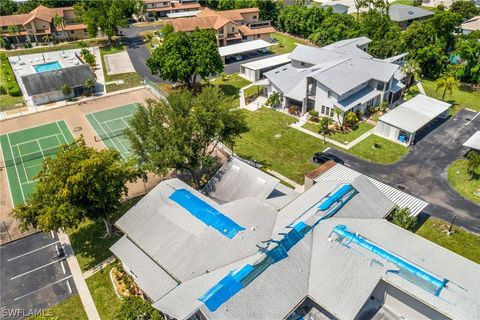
328, 108, 480, 233
0, 232, 76, 319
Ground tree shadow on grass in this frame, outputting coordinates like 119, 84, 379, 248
411, 212, 430, 233
217, 84, 240, 98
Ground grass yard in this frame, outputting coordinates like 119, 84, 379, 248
345, 134, 409, 164
391, 0, 414, 4
447, 159, 480, 204
420, 78, 480, 113
67, 197, 142, 272
100, 43, 143, 93
0, 52, 23, 111
235, 108, 331, 183
209, 73, 251, 107
29, 295, 87, 320
86, 262, 124, 320
404, 84, 420, 100
416, 217, 480, 264
4, 38, 109, 57
303, 121, 374, 145
244, 85, 262, 98
270, 32, 309, 55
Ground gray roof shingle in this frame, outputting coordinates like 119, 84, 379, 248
389, 4, 434, 22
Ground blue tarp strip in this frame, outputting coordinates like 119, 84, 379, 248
169, 189, 245, 239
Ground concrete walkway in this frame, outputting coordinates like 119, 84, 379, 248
290, 123, 375, 150
417, 82, 426, 95
58, 231, 100, 320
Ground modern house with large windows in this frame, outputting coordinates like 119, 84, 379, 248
110, 157, 480, 320
262, 37, 406, 123
0, 5, 88, 46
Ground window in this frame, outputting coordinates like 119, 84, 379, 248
330, 108, 334, 117
253, 15, 257, 19
300, 62, 305, 67
326, 107, 330, 115
321, 105, 325, 114
232, 27, 234, 32
327, 91, 332, 98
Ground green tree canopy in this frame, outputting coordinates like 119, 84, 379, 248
74, 0, 133, 44
309, 12, 357, 46
450, 0, 479, 19
0, 0, 18, 16
455, 38, 480, 84
390, 207, 417, 231
13, 136, 141, 234
126, 86, 248, 187
147, 28, 223, 89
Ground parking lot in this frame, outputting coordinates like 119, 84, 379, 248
0, 232, 76, 319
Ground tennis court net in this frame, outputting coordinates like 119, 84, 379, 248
94, 128, 128, 142
2, 146, 61, 167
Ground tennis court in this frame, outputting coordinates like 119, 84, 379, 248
85, 103, 139, 159
0, 121, 74, 206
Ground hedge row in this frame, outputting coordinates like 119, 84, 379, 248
0, 53, 21, 97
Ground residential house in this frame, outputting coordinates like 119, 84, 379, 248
460, 15, 480, 34
388, 4, 434, 29
0, 5, 88, 45
142, 0, 201, 20
110, 157, 480, 320
262, 37, 406, 123
169, 7, 275, 46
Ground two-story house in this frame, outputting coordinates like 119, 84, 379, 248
169, 7, 275, 46
143, 0, 201, 20
263, 37, 407, 123
0, 5, 88, 46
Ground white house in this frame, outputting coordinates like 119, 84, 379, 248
262, 37, 406, 123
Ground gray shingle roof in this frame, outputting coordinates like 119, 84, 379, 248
389, 4, 434, 22
21, 64, 95, 96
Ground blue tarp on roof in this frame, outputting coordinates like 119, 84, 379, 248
199, 264, 254, 311
169, 189, 245, 239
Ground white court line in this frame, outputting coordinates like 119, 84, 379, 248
10, 258, 66, 280
14, 275, 72, 301
51, 230, 55, 239
465, 112, 479, 127
55, 121, 71, 145
61, 261, 66, 274
7, 240, 60, 262
103, 121, 129, 154
6, 134, 26, 202
66, 280, 72, 294
89, 112, 126, 158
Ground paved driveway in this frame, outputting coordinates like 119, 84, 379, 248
1, 232, 76, 319
328, 109, 480, 233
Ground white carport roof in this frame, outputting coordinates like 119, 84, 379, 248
378, 94, 451, 133
166, 10, 199, 18
463, 131, 480, 150
218, 40, 273, 57
240, 54, 291, 71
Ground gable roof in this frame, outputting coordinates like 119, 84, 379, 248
197, 7, 260, 21
461, 15, 480, 31
0, 5, 71, 27
389, 4, 434, 22
21, 64, 95, 96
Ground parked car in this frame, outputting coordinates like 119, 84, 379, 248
312, 152, 344, 165
257, 48, 270, 54
232, 55, 243, 61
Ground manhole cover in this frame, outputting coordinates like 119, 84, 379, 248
73, 126, 82, 132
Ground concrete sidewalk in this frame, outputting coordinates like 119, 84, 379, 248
58, 231, 100, 320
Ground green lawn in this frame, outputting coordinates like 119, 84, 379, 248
416, 217, 480, 264
67, 198, 141, 272
244, 85, 262, 98
4, 38, 109, 57
420, 78, 480, 113
235, 108, 331, 183
404, 84, 420, 100
448, 159, 480, 204
86, 262, 124, 320
1, 52, 23, 111
100, 43, 143, 92
270, 32, 309, 55
345, 134, 409, 164
303, 121, 374, 145
0, 94, 23, 111
29, 295, 87, 320
209, 73, 251, 107
391, 0, 414, 4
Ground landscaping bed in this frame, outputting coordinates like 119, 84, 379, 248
303, 121, 374, 145
447, 159, 480, 204
345, 134, 409, 164
235, 108, 331, 184
416, 217, 480, 264
0, 52, 23, 111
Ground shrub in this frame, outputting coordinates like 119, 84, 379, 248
0, 85, 6, 95
309, 110, 319, 121
390, 207, 417, 231
288, 105, 300, 115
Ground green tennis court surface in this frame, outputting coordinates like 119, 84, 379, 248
0, 121, 74, 206
85, 103, 139, 159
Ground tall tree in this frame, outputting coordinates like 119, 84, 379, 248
450, 0, 479, 20
466, 150, 480, 178
53, 14, 67, 41
0, 0, 18, 16
455, 38, 480, 84
147, 28, 223, 89
126, 87, 248, 187
310, 13, 357, 46
7, 25, 20, 45
401, 59, 421, 87
13, 136, 141, 235
74, 0, 132, 44
61, 84, 72, 102
435, 76, 459, 100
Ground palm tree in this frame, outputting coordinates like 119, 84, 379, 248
62, 84, 72, 105
466, 150, 480, 178
318, 117, 333, 144
7, 25, 20, 45
265, 92, 282, 109
333, 107, 344, 127
53, 14, 68, 42
84, 78, 95, 96
401, 59, 420, 87
42, 34, 53, 44
435, 76, 459, 100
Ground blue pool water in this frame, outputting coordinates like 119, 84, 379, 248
34, 61, 62, 73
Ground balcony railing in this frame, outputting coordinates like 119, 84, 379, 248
247, 21, 271, 29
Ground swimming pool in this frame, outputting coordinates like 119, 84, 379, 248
34, 61, 62, 73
